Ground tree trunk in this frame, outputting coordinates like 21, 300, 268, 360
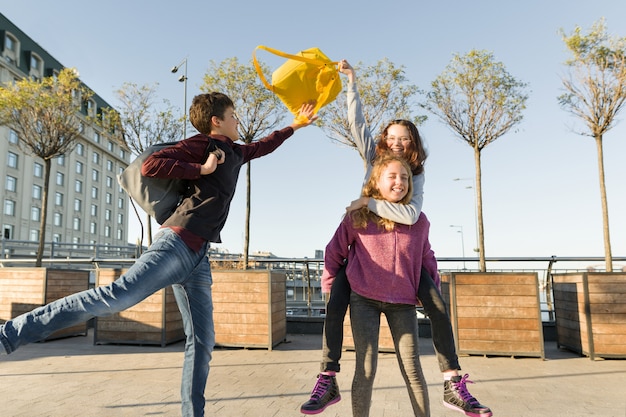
595, 134, 613, 272
36, 158, 52, 267
243, 162, 251, 270
474, 147, 486, 272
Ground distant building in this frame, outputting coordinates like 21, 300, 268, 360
0, 13, 130, 247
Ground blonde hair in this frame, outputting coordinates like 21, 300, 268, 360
350, 155, 413, 231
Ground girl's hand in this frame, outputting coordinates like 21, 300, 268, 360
346, 196, 370, 213
338, 60, 355, 83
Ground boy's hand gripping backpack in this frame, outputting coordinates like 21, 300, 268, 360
117, 141, 213, 225
253, 45, 342, 123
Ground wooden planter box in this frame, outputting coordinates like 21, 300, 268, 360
212, 270, 286, 350
343, 306, 396, 352
0, 268, 90, 340
93, 268, 184, 347
552, 272, 626, 360
442, 272, 544, 358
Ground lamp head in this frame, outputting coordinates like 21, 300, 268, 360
171, 66, 179, 73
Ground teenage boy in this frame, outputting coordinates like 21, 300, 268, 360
0, 92, 317, 417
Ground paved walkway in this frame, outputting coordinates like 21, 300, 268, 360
1, 330, 625, 417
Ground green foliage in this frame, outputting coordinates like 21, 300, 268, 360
423, 49, 529, 151
318, 58, 424, 158
0, 67, 90, 160
558, 18, 626, 137
201, 57, 284, 144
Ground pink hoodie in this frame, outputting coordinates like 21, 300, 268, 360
321, 212, 440, 305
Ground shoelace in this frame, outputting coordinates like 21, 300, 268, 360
452, 374, 480, 406
310, 375, 332, 400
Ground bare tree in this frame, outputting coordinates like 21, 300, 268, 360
106, 82, 183, 245
318, 59, 424, 166
423, 50, 529, 271
558, 18, 626, 272
201, 57, 284, 268
0, 68, 97, 266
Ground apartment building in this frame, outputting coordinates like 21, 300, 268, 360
0, 13, 131, 249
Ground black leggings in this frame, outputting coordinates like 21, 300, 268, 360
320, 266, 460, 373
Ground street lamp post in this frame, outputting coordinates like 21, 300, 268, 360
171, 58, 188, 139
450, 224, 466, 270
453, 177, 479, 255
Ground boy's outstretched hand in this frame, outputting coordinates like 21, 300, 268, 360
291, 102, 319, 130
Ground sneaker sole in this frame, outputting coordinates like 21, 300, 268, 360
300, 395, 341, 415
443, 401, 493, 417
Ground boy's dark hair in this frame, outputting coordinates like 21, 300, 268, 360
189, 92, 235, 135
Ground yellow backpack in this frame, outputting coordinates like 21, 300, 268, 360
253, 45, 342, 123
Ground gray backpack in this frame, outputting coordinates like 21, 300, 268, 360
118, 141, 212, 225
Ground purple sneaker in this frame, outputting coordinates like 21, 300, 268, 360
444, 374, 492, 417
300, 373, 341, 414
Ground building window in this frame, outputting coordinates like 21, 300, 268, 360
90, 221, 97, 234
56, 172, 64, 186
55, 192, 63, 206
4, 33, 19, 65
93, 152, 100, 164
74, 198, 82, 212
4, 200, 15, 216
76, 161, 83, 174
34, 162, 43, 178
31, 206, 40, 221
7, 152, 18, 169
86, 100, 96, 117
29, 53, 43, 78
92, 169, 99, 182
118, 198, 124, 209
3, 225, 14, 239
6, 176, 17, 192
73, 217, 81, 231
90, 204, 97, 216
106, 176, 113, 188
93, 132, 100, 143
91, 187, 98, 199
107, 141, 115, 152
29, 229, 39, 242
106, 192, 112, 205
75, 180, 83, 193
53, 212, 63, 227
107, 159, 113, 171
76, 143, 84, 156
117, 228, 123, 240
57, 155, 65, 166
105, 225, 111, 238
105, 209, 111, 221
8, 129, 18, 144
117, 213, 124, 224
53, 233, 61, 242
33, 184, 42, 199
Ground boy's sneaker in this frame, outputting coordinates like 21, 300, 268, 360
443, 374, 492, 417
300, 373, 341, 414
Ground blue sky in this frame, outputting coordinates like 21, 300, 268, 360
3, 1, 626, 267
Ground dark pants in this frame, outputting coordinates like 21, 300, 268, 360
320, 266, 460, 373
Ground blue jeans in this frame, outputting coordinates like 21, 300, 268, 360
350, 292, 430, 417
0, 228, 214, 417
